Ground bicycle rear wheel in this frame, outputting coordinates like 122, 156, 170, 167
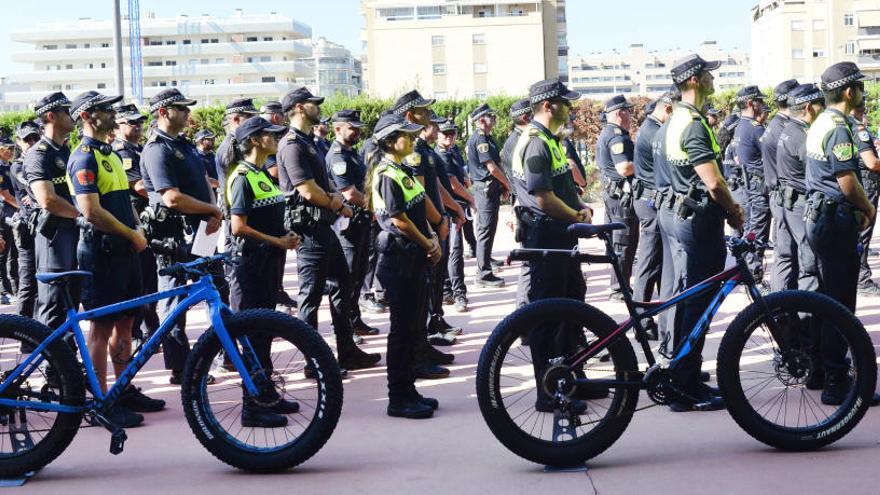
476, 298, 639, 467
0, 315, 85, 477
717, 290, 876, 450
181, 309, 343, 472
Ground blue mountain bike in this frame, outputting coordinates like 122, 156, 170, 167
0, 253, 343, 476
476, 223, 876, 467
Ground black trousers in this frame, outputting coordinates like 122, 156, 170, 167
473, 180, 501, 279
857, 176, 880, 287
0, 214, 18, 296
361, 220, 384, 301
671, 209, 726, 396
338, 220, 371, 327
633, 197, 662, 302
13, 225, 36, 318
783, 196, 818, 293
427, 236, 450, 323
293, 223, 355, 356
769, 189, 797, 292
377, 239, 427, 402
806, 207, 860, 372
447, 206, 469, 299
35, 225, 80, 330
744, 176, 771, 279
230, 243, 283, 368
602, 192, 638, 294
132, 247, 160, 340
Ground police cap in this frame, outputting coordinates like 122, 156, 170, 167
392, 90, 435, 116
0, 135, 13, 147
260, 101, 283, 114
670, 54, 721, 84
773, 79, 799, 103
114, 103, 146, 124
787, 83, 824, 107
149, 88, 197, 113
34, 91, 71, 117
735, 85, 767, 103
705, 107, 720, 117
16, 121, 41, 140
331, 109, 365, 128
70, 90, 123, 122
528, 78, 579, 104
373, 113, 423, 141
426, 109, 447, 124
645, 100, 658, 115
722, 114, 739, 130
281, 87, 325, 113
194, 129, 216, 142
438, 118, 457, 134
469, 103, 495, 122
820, 62, 866, 91
604, 94, 632, 113
234, 117, 287, 143
509, 98, 532, 118
225, 98, 259, 115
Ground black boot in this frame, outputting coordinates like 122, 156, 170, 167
242, 399, 289, 428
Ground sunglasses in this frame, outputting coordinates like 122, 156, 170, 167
91, 104, 116, 114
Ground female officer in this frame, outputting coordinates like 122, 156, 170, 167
367, 113, 442, 419
227, 117, 301, 428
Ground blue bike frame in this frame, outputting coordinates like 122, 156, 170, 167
0, 264, 261, 414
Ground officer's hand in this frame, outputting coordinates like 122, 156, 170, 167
21, 197, 31, 207
861, 205, 876, 231
130, 229, 148, 253
577, 208, 593, 224
328, 192, 344, 212
277, 232, 300, 250
727, 204, 745, 230
426, 237, 442, 265
209, 205, 223, 221
340, 205, 353, 218
453, 210, 466, 227
205, 216, 222, 235
437, 217, 449, 241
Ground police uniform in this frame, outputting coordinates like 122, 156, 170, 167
733, 86, 770, 280
436, 124, 471, 306
0, 147, 19, 300
502, 99, 534, 308
851, 114, 880, 292
595, 95, 639, 297
25, 92, 79, 330
777, 84, 822, 294
69, 134, 142, 316
466, 104, 504, 285
804, 63, 869, 400
325, 110, 374, 335
632, 102, 664, 305
764, 80, 799, 292
511, 79, 586, 409
215, 98, 259, 193
720, 115, 746, 235
194, 129, 218, 182
140, 88, 208, 375
665, 54, 726, 408
277, 87, 377, 370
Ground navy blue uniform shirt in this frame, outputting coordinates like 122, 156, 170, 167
466, 130, 501, 182
24, 136, 73, 206
326, 140, 367, 193
733, 116, 765, 177
595, 123, 634, 182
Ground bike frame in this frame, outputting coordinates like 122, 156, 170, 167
0, 270, 262, 414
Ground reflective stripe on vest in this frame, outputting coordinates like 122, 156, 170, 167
665, 104, 720, 167
511, 123, 568, 180
225, 162, 284, 209
805, 110, 853, 163
66, 146, 127, 195
370, 159, 425, 215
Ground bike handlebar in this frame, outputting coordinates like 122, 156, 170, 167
158, 252, 231, 278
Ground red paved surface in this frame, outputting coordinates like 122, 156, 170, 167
7, 206, 879, 495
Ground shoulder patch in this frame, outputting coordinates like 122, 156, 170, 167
122, 157, 133, 170
610, 142, 624, 155
528, 127, 540, 137
406, 153, 421, 166
80, 145, 91, 153
55, 158, 65, 170
858, 130, 870, 143
477, 143, 489, 154
831, 115, 845, 124
258, 181, 272, 192
689, 110, 701, 119
332, 161, 347, 176
113, 141, 124, 151
751, 120, 760, 127
235, 164, 249, 175
832, 142, 854, 162
613, 128, 622, 135
402, 176, 415, 189
36, 143, 47, 152
75, 169, 95, 187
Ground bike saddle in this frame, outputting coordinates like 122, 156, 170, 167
567, 222, 626, 239
35, 270, 93, 284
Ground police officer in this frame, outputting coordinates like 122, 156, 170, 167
10, 122, 40, 318
562, 117, 588, 191
667, 54, 744, 411
804, 62, 876, 405
193, 129, 219, 189
595, 94, 639, 300
113, 103, 160, 344
501, 99, 534, 308
764, 79, 799, 292
314, 117, 332, 158
141, 88, 223, 385
467, 103, 510, 288
215, 98, 259, 193
705, 107, 721, 129
733, 85, 770, 286
436, 118, 476, 312
67, 91, 164, 424
368, 112, 441, 419
226, 117, 302, 427
509, 78, 598, 412
851, 99, 880, 296
0, 136, 18, 304
632, 94, 675, 340
277, 87, 380, 372
326, 110, 379, 337
26, 92, 79, 331
719, 114, 745, 236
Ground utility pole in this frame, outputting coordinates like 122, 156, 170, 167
112, 0, 125, 97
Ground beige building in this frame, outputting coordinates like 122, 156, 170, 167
568, 42, 750, 99
360, 0, 567, 99
751, 0, 880, 88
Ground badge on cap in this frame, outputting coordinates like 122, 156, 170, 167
76, 169, 95, 186
402, 177, 415, 189
308, 146, 316, 155
611, 142, 624, 155
858, 130, 870, 143
122, 158, 133, 170
258, 181, 272, 192
832, 142, 854, 162
477, 143, 489, 154
81, 145, 91, 153
332, 161, 347, 176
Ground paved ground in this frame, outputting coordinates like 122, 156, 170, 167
8, 206, 880, 495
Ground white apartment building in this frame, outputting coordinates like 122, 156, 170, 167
751, 0, 880, 87
305, 37, 363, 98
568, 42, 750, 100
6, 10, 315, 107
360, 0, 567, 99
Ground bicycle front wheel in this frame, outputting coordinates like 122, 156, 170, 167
181, 309, 343, 472
717, 290, 876, 451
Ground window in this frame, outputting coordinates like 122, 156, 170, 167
84, 43, 90, 48
431, 35, 444, 46
101, 42, 110, 48
183, 39, 191, 45
200, 58, 209, 64
211, 39, 219, 44
65, 43, 76, 49
791, 20, 804, 30
261, 76, 276, 83
433, 63, 446, 75
473, 63, 487, 73
246, 36, 258, 42
65, 64, 73, 70
813, 19, 826, 30
201, 39, 210, 44
474, 91, 488, 99
42, 44, 58, 50
84, 63, 93, 69
165, 60, 177, 66
97, 83, 106, 89
260, 56, 271, 62
147, 61, 163, 67
203, 79, 215, 85
165, 40, 177, 45
417, 6, 442, 19
845, 41, 856, 54
100, 63, 106, 68
377, 7, 414, 21
188, 59, 197, 65
215, 58, 224, 64
844, 14, 853, 26
263, 36, 273, 41
149, 40, 162, 46
472, 33, 486, 45
792, 48, 804, 59
813, 49, 826, 58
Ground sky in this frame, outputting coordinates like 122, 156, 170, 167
0, 0, 758, 79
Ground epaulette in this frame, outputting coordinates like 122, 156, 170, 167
528, 127, 540, 137
234, 164, 249, 175
831, 115, 845, 125
112, 141, 125, 151
751, 120, 760, 127
35, 143, 47, 152
689, 110, 701, 119
613, 128, 622, 135
146, 135, 157, 144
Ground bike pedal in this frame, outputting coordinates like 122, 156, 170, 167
109, 428, 127, 455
